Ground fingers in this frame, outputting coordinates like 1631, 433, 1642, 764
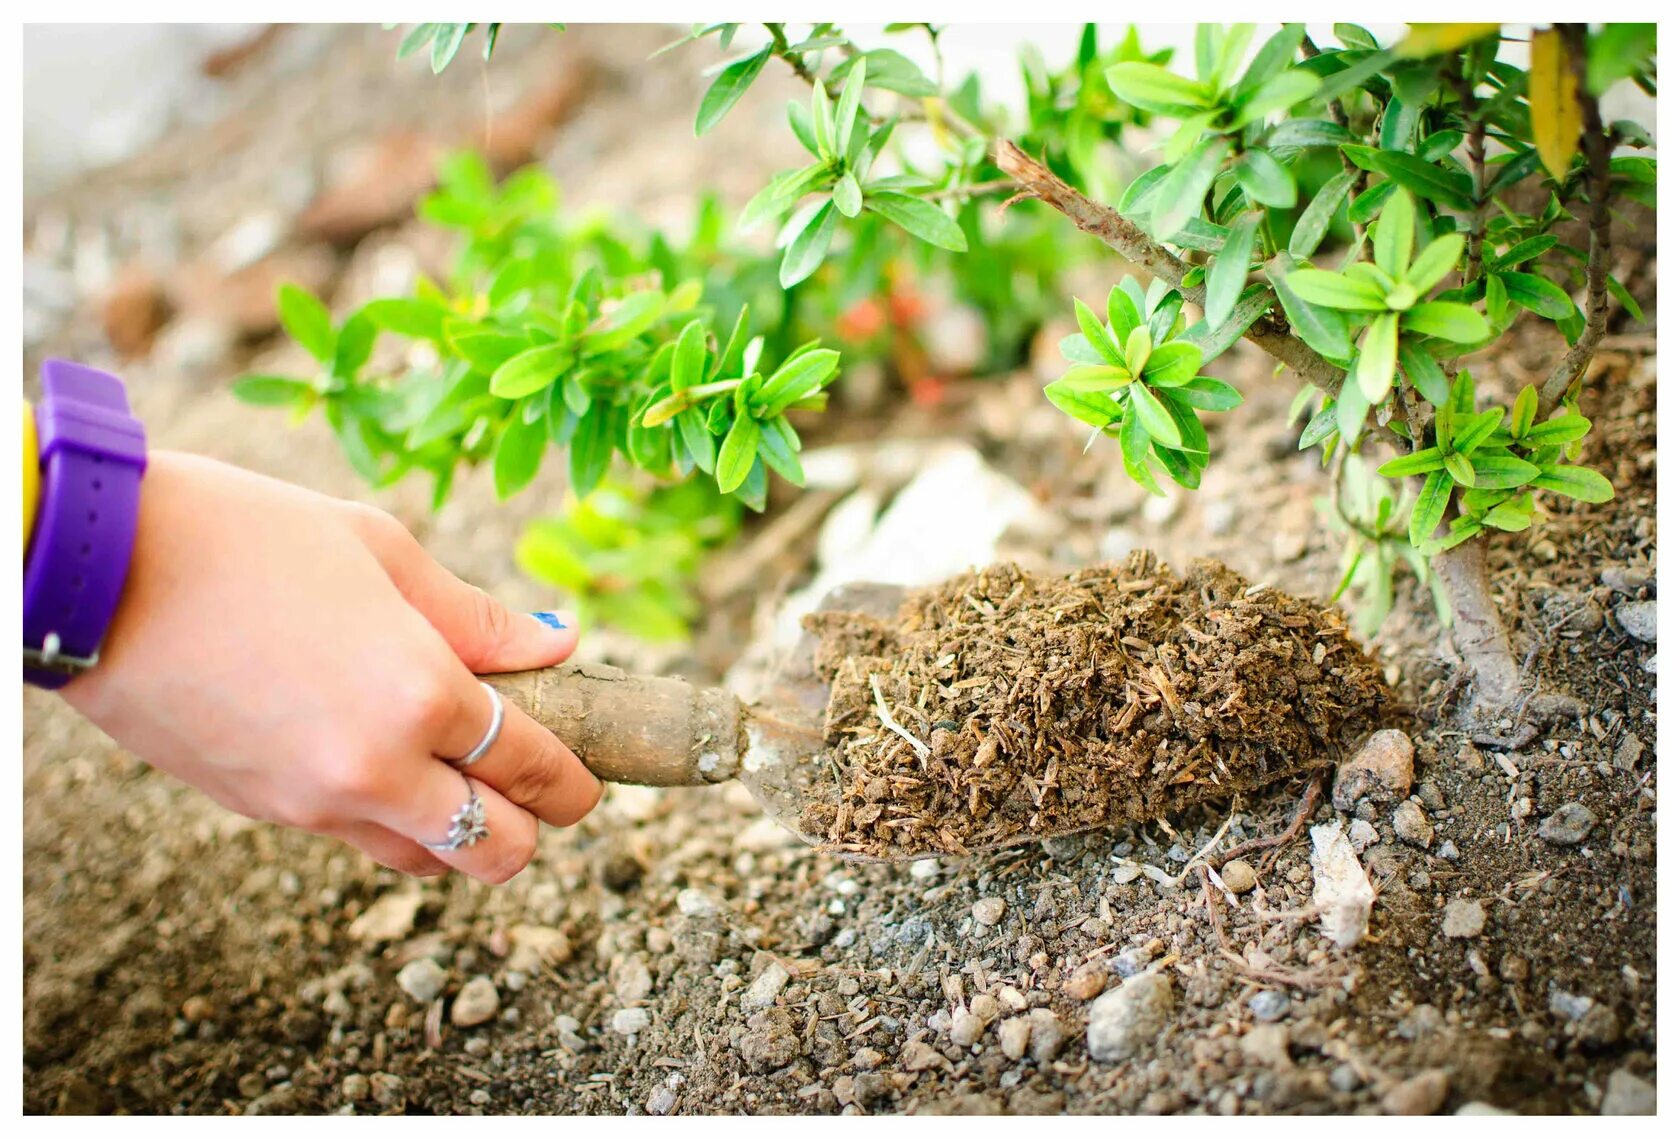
437, 696, 603, 827
328, 821, 449, 878
355, 508, 577, 673
370, 767, 540, 885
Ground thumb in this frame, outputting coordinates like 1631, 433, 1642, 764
365, 518, 577, 673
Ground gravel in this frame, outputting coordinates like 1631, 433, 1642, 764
1538, 802, 1597, 845
611, 1007, 651, 1036
971, 897, 1006, 926
1600, 1069, 1657, 1115
394, 958, 447, 1005
1248, 990, 1290, 1023
742, 961, 789, 1010
1086, 971, 1173, 1063
1381, 1069, 1451, 1115
1614, 600, 1658, 643
1333, 728, 1416, 810
1220, 859, 1257, 894
1393, 801, 1435, 848
449, 976, 500, 1028
1441, 899, 1486, 939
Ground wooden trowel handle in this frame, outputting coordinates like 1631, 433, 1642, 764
482, 663, 743, 787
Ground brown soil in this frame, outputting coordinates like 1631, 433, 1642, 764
802, 556, 1389, 857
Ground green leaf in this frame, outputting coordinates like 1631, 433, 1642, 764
430, 23, 469, 73
1499, 272, 1575, 320
581, 290, 666, 354
1044, 377, 1122, 427
1152, 138, 1229, 242
677, 408, 716, 474
1378, 447, 1447, 478
1118, 404, 1164, 496
1398, 340, 1450, 406
833, 48, 936, 97
1230, 69, 1320, 127
1106, 285, 1143, 343
1401, 302, 1491, 343
1341, 145, 1474, 209
716, 414, 762, 493
1074, 298, 1124, 367
1298, 404, 1338, 449
755, 415, 805, 486
1234, 149, 1296, 208
568, 407, 616, 499
492, 408, 546, 499
1480, 501, 1534, 532
1404, 233, 1465, 293
1533, 464, 1614, 503
1409, 469, 1453, 546
1510, 385, 1538, 438
1105, 62, 1211, 115
1348, 179, 1398, 226
1453, 408, 1504, 455
445, 322, 532, 375
1142, 341, 1202, 388
832, 171, 862, 218
1397, 24, 1500, 59
779, 200, 838, 288
1124, 326, 1153, 376
232, 375, 313, 407
1469, 452, 1541, 490
1356, 312, 1399, 402
1290, 169, 1358, 260
863, 191, 967, 251
1607, 274, 1645, 324
756, 348, 841, 415
740, 163, 829, 231
1492, 234, 1557, 270
397, 23, 439, 60
1521, 414, 1591, 446
1129, 383, 1182, 448
1268, 264, 1352, 360
1288, 268, 1389, 312
1237, 24, 1305, 96
1204, 214, 1259, 330
811, 74, 835, 157
1371, 187, 1415, 279
1443, 450, 1476, 487
695, 47, 772, 136
277, 283, 335, 363
833, 56, 867, 158
361, 297, 448, 342
1336, 382, 1371, 443
491, 342, 574, 400
1174, 376, 1243, 412
671, 320, 707, 392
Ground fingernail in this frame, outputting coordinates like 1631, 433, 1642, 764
530, 611, 569, 631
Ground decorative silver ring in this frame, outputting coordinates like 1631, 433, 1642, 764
422, 779, 490, 853
447, 682, 504, 769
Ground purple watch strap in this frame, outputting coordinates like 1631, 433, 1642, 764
23, 360, 147, 689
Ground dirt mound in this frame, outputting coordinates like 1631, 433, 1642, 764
802, 553, 1391, 857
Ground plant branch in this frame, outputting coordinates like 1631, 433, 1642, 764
1538, 26, 1613, 417
1450, 62, 1489, 284
993, 139, 1346, 396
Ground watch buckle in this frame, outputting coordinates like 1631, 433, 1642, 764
23, 631, 99, 677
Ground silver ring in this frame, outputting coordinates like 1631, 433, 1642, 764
447, 682, 504, 769
422, 778, 490, 852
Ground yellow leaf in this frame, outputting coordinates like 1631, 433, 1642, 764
1529, 27, 1583, 181
1396, 23, 1502, 58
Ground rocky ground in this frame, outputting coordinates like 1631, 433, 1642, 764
23, 24, 1658, 1117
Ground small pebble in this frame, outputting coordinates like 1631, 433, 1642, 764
646, 1084, 679, 1115
1061, 965, 1107, 1001
1442, 899, 1486, 939
340, 1074, 369, 1103
1087, 972, 1174, 1063
950, 1010, 984, 1048
395, 958, 447, 1005
1614, 600, 1658, 643
676, 888, 720, 918
1249, 990, 1290, 1023
612, 1007, 652, 1036
1538, 802, 1597, 845
1382, 1069, 1451, 1115
997, 1016, 1033, 1061
449, 976, 500, 1028
1393, 801, 1435, 848
1334, 729, 1416, 810
743, 961, 790, 1010
1220, 859, 1257, 894
971, 897, 1006, 926
1600, 1069, 1657, 1115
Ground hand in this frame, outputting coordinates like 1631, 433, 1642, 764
62, 451, 602, 882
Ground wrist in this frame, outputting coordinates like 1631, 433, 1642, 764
22, 361, 148, 689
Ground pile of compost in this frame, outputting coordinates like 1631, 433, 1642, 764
801, 552, 1391, 857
